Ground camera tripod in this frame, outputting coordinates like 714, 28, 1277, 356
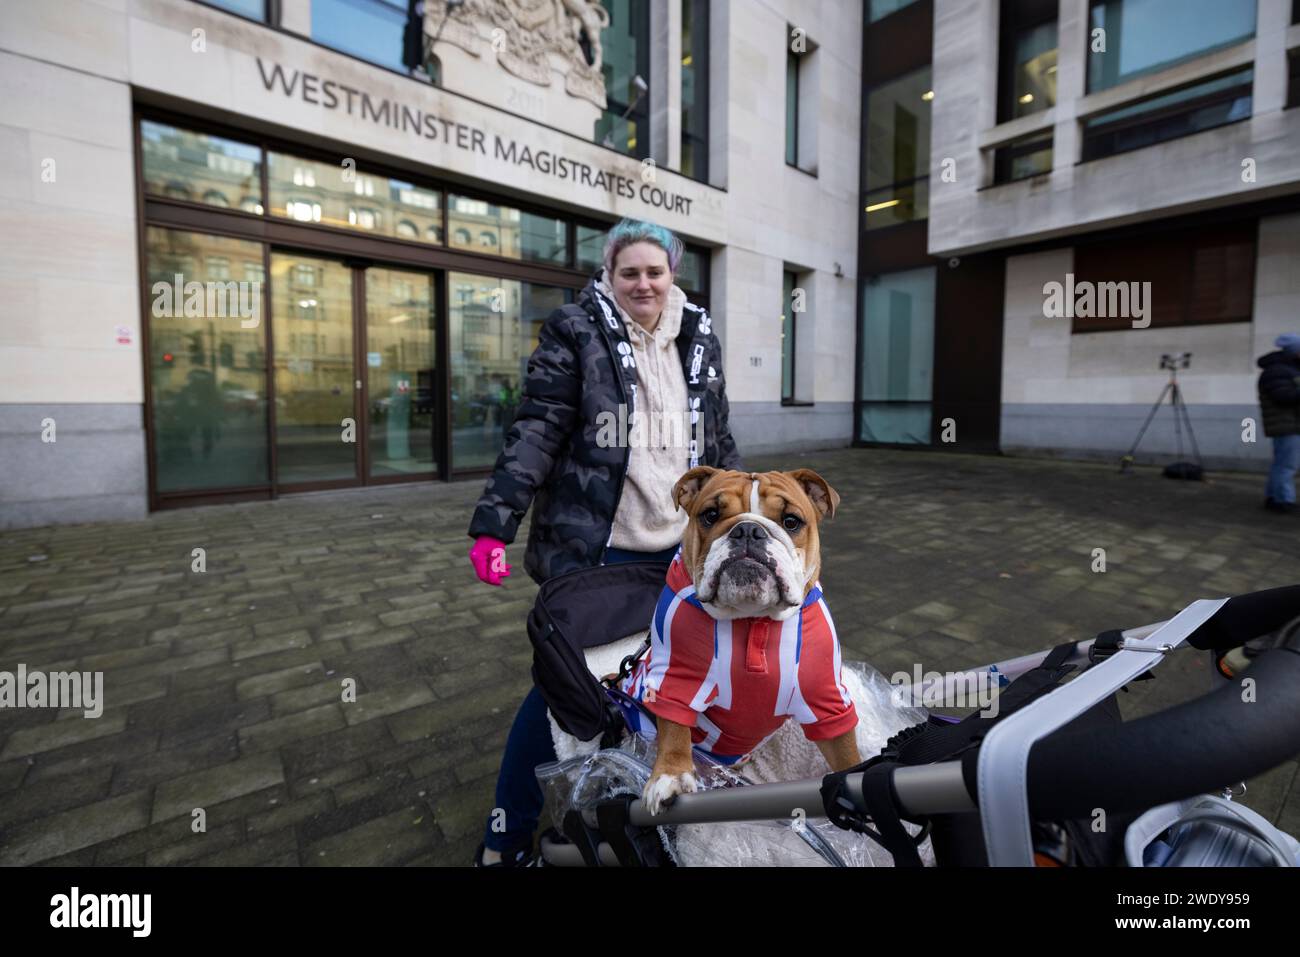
1119, 354, 1204, 479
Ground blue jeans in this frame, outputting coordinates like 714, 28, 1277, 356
483, 543, 679, 854
1267, 434, 1300, 506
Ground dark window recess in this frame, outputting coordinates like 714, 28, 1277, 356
1288, 52, 1300, 110
1081, 69, 1252, 162
680, 0, 709, 181
785, 42, 800, 166
993, 134, 1052, 184
1292, 0, 1299, 24
997, 0, 1058, 124
1071, 221, 1256, 333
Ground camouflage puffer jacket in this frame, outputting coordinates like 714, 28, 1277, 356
468, 270, 743, 584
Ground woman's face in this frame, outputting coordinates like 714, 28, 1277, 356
610, 242, 673, 329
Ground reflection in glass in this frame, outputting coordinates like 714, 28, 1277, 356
366, 268, 438, 477
271, 253, 357, 484
1008, 21, 1057, 119
1087, 0, 1256, 92
781, 270, 796, 402
447, 195, 566, 264
449, 274, 567, 469
858, 266, 934, 444
312, 0, 416, 74
576, 225, 606, 274
1081, 69, 1253, 161
268, 152, 442, 243
863, 179, 929, 231
675, 246, 708, 294
994, 136, 1053, 183
785, 50, 799, 166
206, 0, 267, 21
595, 0, 650, 158
868, 0, 920, 22
145, 227, 268, 491
141, 120, 262, 213
680, 0, 709, 180
864, 66, 932, 193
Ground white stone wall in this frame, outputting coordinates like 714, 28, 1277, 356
716, 0, 861, 412
0, 2, 140, 406
1000, 212, 1300, 467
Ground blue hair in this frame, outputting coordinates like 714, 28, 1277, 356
601, 218, 684, 276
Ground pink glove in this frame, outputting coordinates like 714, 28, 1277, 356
469, 536, 512, 586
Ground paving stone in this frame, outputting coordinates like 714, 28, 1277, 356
0, 790, 151, 865
303, 805, 437, 866
0, 712, 128, 760
342, 680, 436, 726
152, 752, 286, 823
235, 662, 327, 700
238, 703, 346, 753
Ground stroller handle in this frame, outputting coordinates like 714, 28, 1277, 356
617, 607, 1300, 830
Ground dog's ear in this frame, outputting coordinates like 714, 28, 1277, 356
788, 469, 839, 521
673, 466, 721, 512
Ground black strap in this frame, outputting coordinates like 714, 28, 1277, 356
861, 764, 924, 867
562, 809, 603, 867
595, 798, 643, 867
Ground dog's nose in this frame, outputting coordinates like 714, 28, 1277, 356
728, 522, 767, 542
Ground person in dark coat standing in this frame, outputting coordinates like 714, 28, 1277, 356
465, 219, 742, 864
1258, 332, 1300, 514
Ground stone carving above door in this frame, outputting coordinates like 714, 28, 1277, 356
424, 0, 609, 109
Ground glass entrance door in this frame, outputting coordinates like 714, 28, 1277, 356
364, 267, 439, 479
271, 252, 359, 485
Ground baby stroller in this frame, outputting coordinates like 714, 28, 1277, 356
527, 562, 1300, 867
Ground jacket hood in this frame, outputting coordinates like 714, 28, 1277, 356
1258, 350, 1300, 369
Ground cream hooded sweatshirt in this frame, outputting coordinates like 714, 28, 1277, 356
595, 269, 692, 553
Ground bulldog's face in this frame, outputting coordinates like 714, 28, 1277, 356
672, 468, 840, 621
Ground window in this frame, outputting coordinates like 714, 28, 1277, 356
1288, 51, 1300, 110
200, 0, 267, 20
868, 0, 920, 22
576, 224, 606, 274
141, 120, 261, 212
1081, 68, 1252, 161
268, 152, 442, 243
449, 275, 570, 470
785, 41, 800, 166
994, 135, 1053, 183
1071, 221, 1256, 332
680, 0, 709, 181
998, 0, 1057, 123
1087, 0, 1256, 93
863, 67, 932, 229
448, 195, 568, 264
595, 0, 651, 159
781, 270, 798, 402
674, 246, 709, 297
857, 266, 935, 444
144, 227, 269, 492
312, 0, 429, 76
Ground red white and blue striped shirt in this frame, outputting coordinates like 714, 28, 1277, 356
620, 553, 857, 758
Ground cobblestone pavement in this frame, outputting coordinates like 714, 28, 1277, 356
1, 448, 1296, 866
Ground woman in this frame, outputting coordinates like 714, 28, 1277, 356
466, 218, 743, 865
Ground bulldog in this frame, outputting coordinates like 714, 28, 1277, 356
620, 467, 862, 816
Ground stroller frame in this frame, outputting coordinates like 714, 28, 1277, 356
530, 574, 1300, 867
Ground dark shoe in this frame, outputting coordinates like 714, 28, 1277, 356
1264, 499, 1297, 514
473, 841, 535, 867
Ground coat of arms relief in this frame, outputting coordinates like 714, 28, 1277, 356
424, 0, 610, 110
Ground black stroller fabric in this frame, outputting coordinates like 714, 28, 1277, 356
528, 561, 671, 744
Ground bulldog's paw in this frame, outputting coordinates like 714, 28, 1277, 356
643, 771, 698, 816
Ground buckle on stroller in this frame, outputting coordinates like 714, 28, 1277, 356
820, 760, 930, 868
